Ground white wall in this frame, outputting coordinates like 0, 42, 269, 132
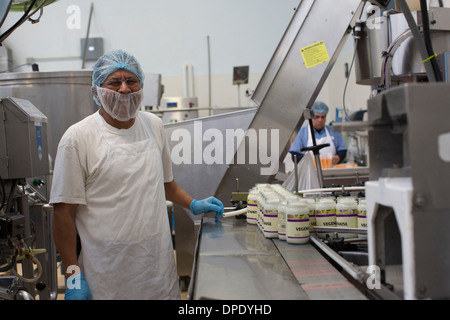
1, 0, 300, 110
1, 0, 373, 118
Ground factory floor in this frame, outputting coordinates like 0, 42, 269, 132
55, 250, 188, 300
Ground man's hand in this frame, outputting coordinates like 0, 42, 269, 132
190, 197, 224, 219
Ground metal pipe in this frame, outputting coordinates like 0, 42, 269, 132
308, 118, 325, 188
207, 35, 212, 116
420, 0, 442, 81
313, 226, 367, 235
237, 84, 241, 108
294, 154, 299, 193
299, 186, 365, 194
222, 207, 247, 218
81, 3, 94, 69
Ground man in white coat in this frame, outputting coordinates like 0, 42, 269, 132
289, 101, 347, 165
50, 50, 224, 300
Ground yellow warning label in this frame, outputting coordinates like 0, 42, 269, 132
300, 41, 330, 69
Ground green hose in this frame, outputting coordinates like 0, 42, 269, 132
9, 0, 59, 12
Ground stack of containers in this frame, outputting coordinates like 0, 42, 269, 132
257, 190, 276, 234
246, 187, 260, 225
277, 193, 298, 240
315, 197, 336, 239
336, 197, 358, 238
256, 190, 264, 231
277, 199, 288, 240
357, 198, 367, 237
246, 184, 313, 244
262, 192, 280, 239
247, 183, 272, 229
285, 199, 310, 244
304, 198, 316, 234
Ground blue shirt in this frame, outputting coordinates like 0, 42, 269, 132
289, 125, 347, 162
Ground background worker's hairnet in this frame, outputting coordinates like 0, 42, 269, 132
91, 49, 145, 106
311, 101, 329, 114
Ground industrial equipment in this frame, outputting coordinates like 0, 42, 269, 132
0, 0, 446, 301
160, 97, 199, 124
0, 97, 56, 300
141, 73, 163, 111
0, 70, 97, 199
0, 0, 81, 301
185, 0, 450, 300
366, 83, 450, 299
165, 108, 257, 290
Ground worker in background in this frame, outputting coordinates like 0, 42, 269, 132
289, 101, 347, 165
50, 49, 224, 300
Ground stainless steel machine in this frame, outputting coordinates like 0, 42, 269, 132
0, 97, 57, 300
366, 83, 450, 299
0, 70, 97, 204
160, 97, 199, 124
0, 71, 97, 167
0, 0, 86, 300
165, 108, 257, 289
361, 1, 450, 300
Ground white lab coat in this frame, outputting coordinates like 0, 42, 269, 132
307, 125, 337, 156
50, 111, 180, 300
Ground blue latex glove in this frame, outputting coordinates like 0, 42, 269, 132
190, 197, 224, 219
65, 273, 92, 300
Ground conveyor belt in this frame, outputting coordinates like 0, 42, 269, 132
273, 239, 366, 300
189, 217, 367, 300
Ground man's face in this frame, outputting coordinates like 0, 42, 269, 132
313, 112, 326, 131
98, 69, 142, 122
101, 69, 141, 93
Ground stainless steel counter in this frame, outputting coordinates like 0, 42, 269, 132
189, 217, 367, 300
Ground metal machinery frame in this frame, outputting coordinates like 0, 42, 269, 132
186, 0, 450, 300
165, 109, 257, 287
0, 2, 97, 300
363, 1, 450, 299
366, 82, 450, 299
0, 97, 57, 300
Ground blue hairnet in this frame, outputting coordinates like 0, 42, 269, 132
91, 49, 145, 106
311, 101, 329, 114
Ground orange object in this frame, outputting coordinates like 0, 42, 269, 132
313, 155, 333, 169
334, 163, 356, 169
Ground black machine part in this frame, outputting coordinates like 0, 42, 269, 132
0, 214, 25, 239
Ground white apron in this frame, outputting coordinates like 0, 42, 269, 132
307, 125, 336, 156
77, 114, 180, 300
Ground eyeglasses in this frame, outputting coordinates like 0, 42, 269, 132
103, 77, 141, 90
